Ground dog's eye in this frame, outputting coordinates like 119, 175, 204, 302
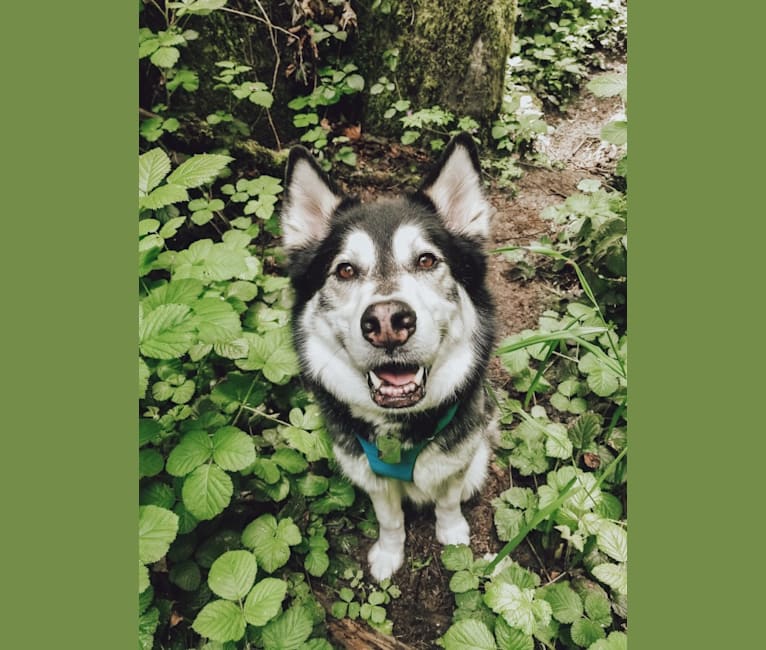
336, 263, 356, 280
417, 253, 438, 270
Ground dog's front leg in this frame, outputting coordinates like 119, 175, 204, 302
367, 483, 406, 582
434, 477, 471, 546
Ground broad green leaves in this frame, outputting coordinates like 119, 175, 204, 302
182, 464, 233, 520
586, 72, 627, 101
139, 506, 178, 593
139, 505, 179, 565
244, 577, 288, 626
242, 514, 302, 573
138, 148, 232, 211
166, 427, 253, 520
192, 549, 288, 643
208, 550, 257, 600
440, 619, 497, 650
193, 600, 246, 642
484, 582, 552, 635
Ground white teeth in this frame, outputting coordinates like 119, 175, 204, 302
368, 371, 382, 389
414, 366, 425, 384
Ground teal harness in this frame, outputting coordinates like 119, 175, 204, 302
355, 403, 459, 482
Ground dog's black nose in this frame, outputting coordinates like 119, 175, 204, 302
361, 301, 417, 349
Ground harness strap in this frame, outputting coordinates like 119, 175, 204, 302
355, 402, 459, 482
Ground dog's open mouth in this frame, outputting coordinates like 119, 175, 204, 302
367, 364, 427, 408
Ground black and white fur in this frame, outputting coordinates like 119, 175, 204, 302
281, 134, 497, 581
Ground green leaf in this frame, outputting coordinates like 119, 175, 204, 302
597, 522, 627, 563
540, 582, 583, 624
143, 278, 204, 311
272, 448, 309, 474
601, 120, 627, 146
182, 464, 233, 520
242, 515, 301, 573
449, 570, 479, 594
139, 358, 151, 398
139, 505, 179, 564
544, 423, 573, 459
587, 73, 627, 100
305, 549, 330, 577
138, 606, 159, 650
586, 365, 619, 397
139, 418, 162, 447
139, 148, 171, 195
296, 474, 329, 497
244, 577, 288, 626
192, 298, 241, 344
140, 183, 190, 211
139, 449, 164, 478
167, 154, 233, 188
193, 599, 246, 642
178, 0, 228, 16
261, 606, 314, 650
263, 346, 300, 384
139, 561, 150, 594
140, 481, 175, 509
584, 592, 612, 627
169, 559, 202, 591
212, 426, 255, 471
441, 544, 474, 572
569, 413, 602, 449
484, 582, 551, 635
494, 506, 524, 541
208, 550, 257, 600
167, 430, 214, 477
494, 617, 533, 650
589, 631, 627, 650
249, 90, 274, 107
401, 130, 420, 145
570, 618, 605, 647
376, 435, 401, 464
441, 619, 497, 650
591, 563, 627, 595
345, 74, 365, 91
309, 476, 355, 513
150, 46, 180, 68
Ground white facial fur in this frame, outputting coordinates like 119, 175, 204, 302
299, 221, 480, 422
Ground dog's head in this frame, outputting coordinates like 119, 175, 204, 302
281, 134, 495, 419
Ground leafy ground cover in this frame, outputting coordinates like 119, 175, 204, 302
139, 2, 627, 648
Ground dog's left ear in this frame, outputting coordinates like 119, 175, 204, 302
419, 133, 492, 241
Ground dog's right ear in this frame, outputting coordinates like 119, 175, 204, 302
281, 146, 342, 251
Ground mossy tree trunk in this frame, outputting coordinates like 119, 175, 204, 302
355, 0, 517, 133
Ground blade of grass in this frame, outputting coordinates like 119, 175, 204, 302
494, 245, 626, 377
484, 476, 579, 576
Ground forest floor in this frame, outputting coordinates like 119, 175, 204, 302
328, 59, 626, 650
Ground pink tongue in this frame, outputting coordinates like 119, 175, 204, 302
376, 369, 418, 386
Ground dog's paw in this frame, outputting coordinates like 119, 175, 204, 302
368, 541, 404, 582
436, 516, 470, 546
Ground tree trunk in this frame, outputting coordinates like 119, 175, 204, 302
355, 0, 517, 132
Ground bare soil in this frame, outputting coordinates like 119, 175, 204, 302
329, 60, 626, 649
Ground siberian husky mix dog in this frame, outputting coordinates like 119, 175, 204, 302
280, 133, 497, 581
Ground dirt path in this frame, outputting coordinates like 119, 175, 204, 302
488, 58, 627, 344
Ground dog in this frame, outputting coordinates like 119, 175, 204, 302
280, 133, 497, 581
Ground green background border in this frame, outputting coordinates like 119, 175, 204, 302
631, 2, 765, 647
3, 1, 764, 648
3, 2, 135, 647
